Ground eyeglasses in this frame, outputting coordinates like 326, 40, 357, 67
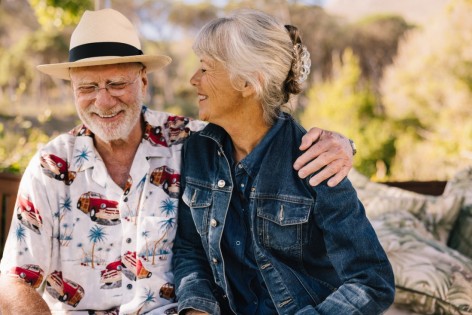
74, 75, 140, 100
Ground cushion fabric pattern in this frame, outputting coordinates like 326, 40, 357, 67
349, 169, 472, 314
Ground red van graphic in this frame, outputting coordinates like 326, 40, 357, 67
100, 259, 122, 286
164, 116, 191, 145
121, 251, 152, 281
46, 271, 84, 307
17, 195, 42, 234
150, 166, 180, 198
77, 192, 120, 223
9, 264, 44, 289
168, 127, 190, 145
40, 153, 76, 185
144, 122, 168, 147
164, 116, 189, 129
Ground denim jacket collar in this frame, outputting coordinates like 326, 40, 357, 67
200, 114, 286, 179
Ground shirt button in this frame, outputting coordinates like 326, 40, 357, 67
127, 284, 133, 290
236, 241, 241, 246
238, 164, 243, 169
210, 219, 218, 227
126, 238, 132, 243
217, 180, 225, 188
217, 151, 221, 156
212, 257, 218, 264
251, 187, 256, 192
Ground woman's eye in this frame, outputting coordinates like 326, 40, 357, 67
201, 68, 206, 73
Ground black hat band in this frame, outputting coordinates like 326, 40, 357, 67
69, 42, 143, 62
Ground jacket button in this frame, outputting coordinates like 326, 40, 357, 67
212, 257, 218, 264
210, 219, 218, 227
217, 180, 225, 188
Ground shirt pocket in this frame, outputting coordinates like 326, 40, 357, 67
182, 182, 213, 236
256, 198, 312, 253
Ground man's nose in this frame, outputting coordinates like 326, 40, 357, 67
94, 86, 117, 105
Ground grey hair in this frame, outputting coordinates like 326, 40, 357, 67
192, 9, 304, 125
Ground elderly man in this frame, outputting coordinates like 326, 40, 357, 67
0, 9, 354, 315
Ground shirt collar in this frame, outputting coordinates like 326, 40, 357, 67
206, 113, 284, 178
70, 106, 172, 173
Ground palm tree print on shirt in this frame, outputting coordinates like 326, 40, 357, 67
74, 145, 92, 171
150, 218, 175, 265
136, 287, 157, 314
88, 225, 107, 269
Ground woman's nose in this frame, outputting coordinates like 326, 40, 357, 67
190, 70, 200, 86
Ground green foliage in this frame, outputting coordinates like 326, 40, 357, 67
347, 14, 412, 91
381, 0, 472, 180
0, 30, 69, 112
0, 118, 51, 174
0, 0, 469, 182
28, 0, 92, 29
301, 49, 398, 180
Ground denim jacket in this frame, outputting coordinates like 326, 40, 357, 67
173, 114, 395, 315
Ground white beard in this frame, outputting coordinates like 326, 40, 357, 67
77, 93, 143, 142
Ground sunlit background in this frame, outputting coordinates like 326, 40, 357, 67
0, 0, 470, 182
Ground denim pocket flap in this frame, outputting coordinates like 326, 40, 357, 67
183, 184, 212, 208
257, 199, 311, 226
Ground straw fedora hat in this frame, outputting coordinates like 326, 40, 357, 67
37, 8, 172, 80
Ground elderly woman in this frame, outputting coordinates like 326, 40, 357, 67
173, 9, 395, 315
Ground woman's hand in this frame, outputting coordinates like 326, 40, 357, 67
293, 127, 354, 187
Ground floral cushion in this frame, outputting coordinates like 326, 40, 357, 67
371, 211, 472, 315
349, 169, 472, 314
444, 166, 472, 259
349, 170, 463, 243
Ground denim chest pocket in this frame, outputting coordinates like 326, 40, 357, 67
182, 182, 213, 236
256, 198, 313, 252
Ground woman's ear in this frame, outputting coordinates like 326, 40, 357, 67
242, 81, 256, 98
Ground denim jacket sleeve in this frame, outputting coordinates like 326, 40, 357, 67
308, 177, 395, 314
172, 147, 221, 315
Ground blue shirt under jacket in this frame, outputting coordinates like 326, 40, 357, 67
220, 116, 283, 315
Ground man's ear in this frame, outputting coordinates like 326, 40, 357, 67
140, 68, 148, 93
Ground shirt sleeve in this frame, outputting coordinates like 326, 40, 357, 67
0, 152, 55, 293
308, 177, 395, 314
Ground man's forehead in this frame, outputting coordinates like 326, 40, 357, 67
69, 63, 141, 80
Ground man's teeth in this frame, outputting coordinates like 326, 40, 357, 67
99, 112, 118, 118
198, 95, 207, 101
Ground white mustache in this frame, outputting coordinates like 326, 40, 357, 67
85, 105, 125, 118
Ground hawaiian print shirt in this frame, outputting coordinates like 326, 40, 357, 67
0, 106, 206, 314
